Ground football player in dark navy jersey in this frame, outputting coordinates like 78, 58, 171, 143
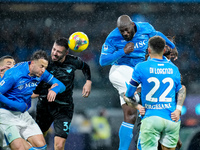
34, 37, 92, 150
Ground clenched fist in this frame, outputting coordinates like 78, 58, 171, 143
124, 42, 134, 54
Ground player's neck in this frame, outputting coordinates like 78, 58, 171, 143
150, 54, 163, 60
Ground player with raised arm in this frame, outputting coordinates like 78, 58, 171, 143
0, 50, 66, 150
99, 15, 176, 150
124, 36, 184, 150
33, 37, 92, 150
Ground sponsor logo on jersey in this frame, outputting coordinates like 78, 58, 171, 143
134, 40, 147, 49
18, 85, 24, 90
25, 82, 39, 88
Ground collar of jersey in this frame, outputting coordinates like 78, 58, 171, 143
150, 56, 169, 62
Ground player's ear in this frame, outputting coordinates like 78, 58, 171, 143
148, 48, 151, 54
163, 47, 166, 54
66, 50, 69, 55
131, 22, 135, 27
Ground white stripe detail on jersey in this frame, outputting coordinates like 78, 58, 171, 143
47, 75, 54, 84
122, 122, 134, 129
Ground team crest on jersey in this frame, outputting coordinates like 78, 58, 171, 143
18, 85, 24, 90
103, 44, 108, 50
0, 80, 5, 86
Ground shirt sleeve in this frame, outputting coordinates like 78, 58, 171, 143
0, 71, 15, 94
99, 38, 126, 66
125, 65, 141, 98
0, 71, 27, 112
81, 62, 91, 81
175, 69, 182, 93
42, 70, 66, 94
149, 31, 175, 49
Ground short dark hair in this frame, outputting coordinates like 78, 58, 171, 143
148, 36, 166, 54
55, 37, 69, 50
0, 55, 14, 63
30, 50, 48, 61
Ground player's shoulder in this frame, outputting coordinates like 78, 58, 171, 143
66, 54, 80, 60
65, 54, 82, 63
5, 62, 28, 79
9, 62, 27, 73
135, 61, 148, 70
135, 22, 155, 34
107, 28, 122, 40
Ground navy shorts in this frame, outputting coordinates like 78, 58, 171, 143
36, 99, 74, 139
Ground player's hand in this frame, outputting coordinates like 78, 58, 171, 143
136, 104, 145, 116
171, 109, 181, 122
0, 65, 10, 74
124, 42, 134, 54
48, 83, 58, 91
47, 90, 57, 102
82, 80, 92, 98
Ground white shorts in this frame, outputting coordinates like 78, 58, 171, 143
109, 65, 134, 105
0, 108, 43, 147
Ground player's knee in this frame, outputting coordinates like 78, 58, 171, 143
54, 142, 65, 150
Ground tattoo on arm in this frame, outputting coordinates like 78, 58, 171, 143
177, 85, 186, 106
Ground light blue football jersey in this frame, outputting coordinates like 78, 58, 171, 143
130, 57, 182, 121
0, 61, 54, 111
100, 22, 175, 68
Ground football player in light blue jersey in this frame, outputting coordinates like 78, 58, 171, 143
0, 50, 66, 150
99, 15, 176, 150
124, 36, 184, 150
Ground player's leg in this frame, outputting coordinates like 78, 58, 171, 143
16, 111, 46, 149
10, 138, 31, 150
159, 118, 180, 150
4, 126, 31, 150
36, 99, 54, 134
139, 116, 163, 150
0, 109, 31, 150
54, 137, 66, 150
109, 65, 137, 150
53, 103, 74, 150
161, 145, 176, 150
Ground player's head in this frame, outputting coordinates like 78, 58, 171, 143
51, 37, 69, 63
148, 36, 166, 57
0, 55, 15, 77
0, 55, 15, 68
164, 36, 176, 60
117, 15, 136, 41
29, 50, 48, 77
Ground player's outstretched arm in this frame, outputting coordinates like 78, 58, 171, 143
81, 62, 92, 98
171, 85, 186, 122
0, 94, 27, 112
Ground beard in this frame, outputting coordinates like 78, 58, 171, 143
51, 54, 64, 62
123, 30, 135, 41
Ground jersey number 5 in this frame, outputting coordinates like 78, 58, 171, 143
146, 77, 174, 102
